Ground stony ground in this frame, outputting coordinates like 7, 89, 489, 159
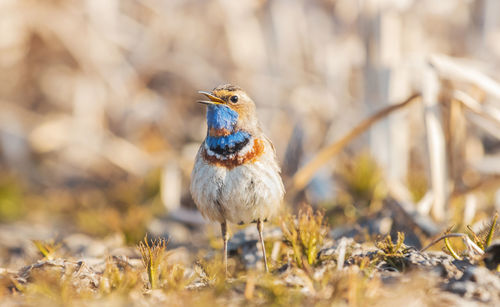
0, 213, 499, 307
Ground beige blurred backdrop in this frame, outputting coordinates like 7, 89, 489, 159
1, 0, 500, 238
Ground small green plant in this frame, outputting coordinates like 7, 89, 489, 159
194, 257, 227, 292
375, 232, 408, 271
32, 240, 62, 260
470, 212, 498, 250
281, 205, 328, 268
100, 257, 141, 294
376, 232, 406, 255
337, 152, 385, 208
161, 263, 192, 292
137, 235, 169, 290
448, 213, 497, 260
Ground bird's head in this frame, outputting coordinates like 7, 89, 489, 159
198, 84, 258, 137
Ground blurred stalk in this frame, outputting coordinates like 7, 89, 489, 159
292, 93, 420, 192
422, 63, 447, 221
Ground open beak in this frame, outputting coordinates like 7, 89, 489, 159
197, 91, 225, 105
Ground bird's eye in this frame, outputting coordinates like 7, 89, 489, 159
230, 95, 239, 103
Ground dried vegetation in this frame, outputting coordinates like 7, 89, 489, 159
1, 0, 500, 306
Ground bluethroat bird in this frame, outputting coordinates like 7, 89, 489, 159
190, 84, 285, 273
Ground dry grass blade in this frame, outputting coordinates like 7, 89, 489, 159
466, 225, 484, 250
292, 93, 420, 192
421, 233, 484, 257
462, 236, 485, 256
430, 54, 500, 101
336, 238, 347, 271
421, 233, 461, 252
453, 90, 500, 126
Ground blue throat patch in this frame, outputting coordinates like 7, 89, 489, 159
206, 131, 251, 155
205, 105, 251, 155
207, 104, 238, 131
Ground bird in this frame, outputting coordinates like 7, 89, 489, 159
190, 84, 285, 274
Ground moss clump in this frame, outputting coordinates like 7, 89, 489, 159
281, 205, 328, 268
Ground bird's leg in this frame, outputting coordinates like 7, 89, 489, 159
257, 219, 269, 272
221, 221, 229, 276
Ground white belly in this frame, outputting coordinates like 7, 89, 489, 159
190, 146, 284, 224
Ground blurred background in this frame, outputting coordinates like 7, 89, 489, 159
1, 0, 500, 267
